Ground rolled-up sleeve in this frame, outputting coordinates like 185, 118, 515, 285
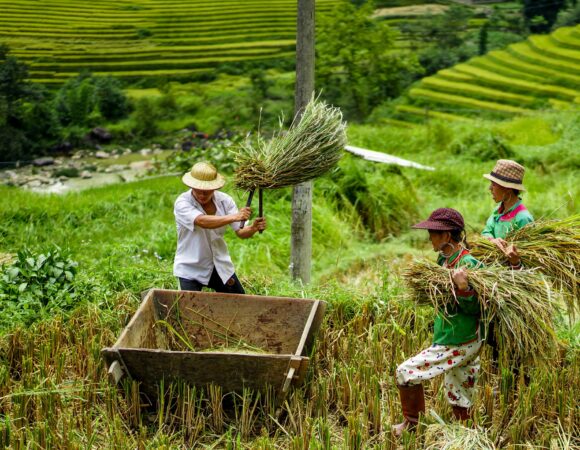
225, 197, 241, 231
174, 198, 203, 232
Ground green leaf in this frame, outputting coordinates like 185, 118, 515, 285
18, 282, 28, 293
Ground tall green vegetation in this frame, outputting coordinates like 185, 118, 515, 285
316, 1, 422, 118
523, 0, 567, 33
0, 48, 131, 159
54, 73, 130, 131
0, 45, 60, 160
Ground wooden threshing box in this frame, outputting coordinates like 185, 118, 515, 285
102, 289, 326, 399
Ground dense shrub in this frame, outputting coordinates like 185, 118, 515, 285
131, 97, 161, 138
450, 129, 515, 161
523, 0, 566, 33
316, 1, 422, 119
319, 155, 420, 239
0, 247, 79, 329
95, 77, 130, 121
55, 73, 130, 127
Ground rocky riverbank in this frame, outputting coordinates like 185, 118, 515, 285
0, 147, 170, 194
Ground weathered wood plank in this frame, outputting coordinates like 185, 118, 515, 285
115, 292, 167, 350
153, 290, 322, 355
113, 349, 298, 394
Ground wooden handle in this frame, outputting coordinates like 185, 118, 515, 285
258, 189, 264, 234
239, 190, 254, 228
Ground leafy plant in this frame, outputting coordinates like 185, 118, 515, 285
0, 247, 79, 329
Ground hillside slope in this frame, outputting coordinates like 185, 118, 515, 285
0, 0, 339, 84
393, 25, 580, 123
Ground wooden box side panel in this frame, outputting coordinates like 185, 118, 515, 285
116, 294, 169, 350
118, 349, 294, 394
153, 290, 316, 354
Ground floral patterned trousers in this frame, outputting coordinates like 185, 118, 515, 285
396, 340, 482, 408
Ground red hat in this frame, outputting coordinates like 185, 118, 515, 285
412, 208, 465, 231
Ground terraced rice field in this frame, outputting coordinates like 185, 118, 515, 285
0, 0, 339, 84
395, 25, 580, 123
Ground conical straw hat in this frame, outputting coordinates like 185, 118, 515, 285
182, 162, 225, 190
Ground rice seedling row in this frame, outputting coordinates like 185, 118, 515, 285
408, 88, 531, 115
451, 64, 580, 102
507, 42, 580, 75
477, 53, 580, 89
550, 27, 580, 50
528, 35, 580, 64
394, 105, 472, 123
420, 77, 538, 106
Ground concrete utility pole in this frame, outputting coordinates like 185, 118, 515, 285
291, 0, 315, 284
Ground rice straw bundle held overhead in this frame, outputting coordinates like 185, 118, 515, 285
234, 98, 347, 191
470, 215, 580, 313
404, 260, 558, 366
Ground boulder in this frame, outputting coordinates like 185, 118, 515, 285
104, 164, 128, 173
129, 160, 153, 170
80, 171, 93, 179
51, 141, 73, 154
95, 151, 109, 159
26, 179, 42, 188
32, 157, 55, 167
90, 127, 113, 143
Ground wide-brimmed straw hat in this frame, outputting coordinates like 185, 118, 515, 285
412, 208, 465, 231
483, 159, 526, 191
182, 162, 225, 190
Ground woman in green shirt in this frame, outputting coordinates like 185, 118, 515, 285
482, 159, 534, 269
393, 208, 483, 436
482, 160, 534, 374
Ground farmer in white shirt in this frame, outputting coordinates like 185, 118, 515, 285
173, 162, 266, 294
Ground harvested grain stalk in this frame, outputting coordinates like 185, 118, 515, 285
234, 98, 347, 192
404, 260, 558, 366
470, 215, 580, 314
424, 422, 497, 450
156, 314, 265, 354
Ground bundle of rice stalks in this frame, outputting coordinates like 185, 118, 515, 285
234, 98, 347, 192
470, 215, 580, 314
403, 260, 558, 366
424, 422, 496, 450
